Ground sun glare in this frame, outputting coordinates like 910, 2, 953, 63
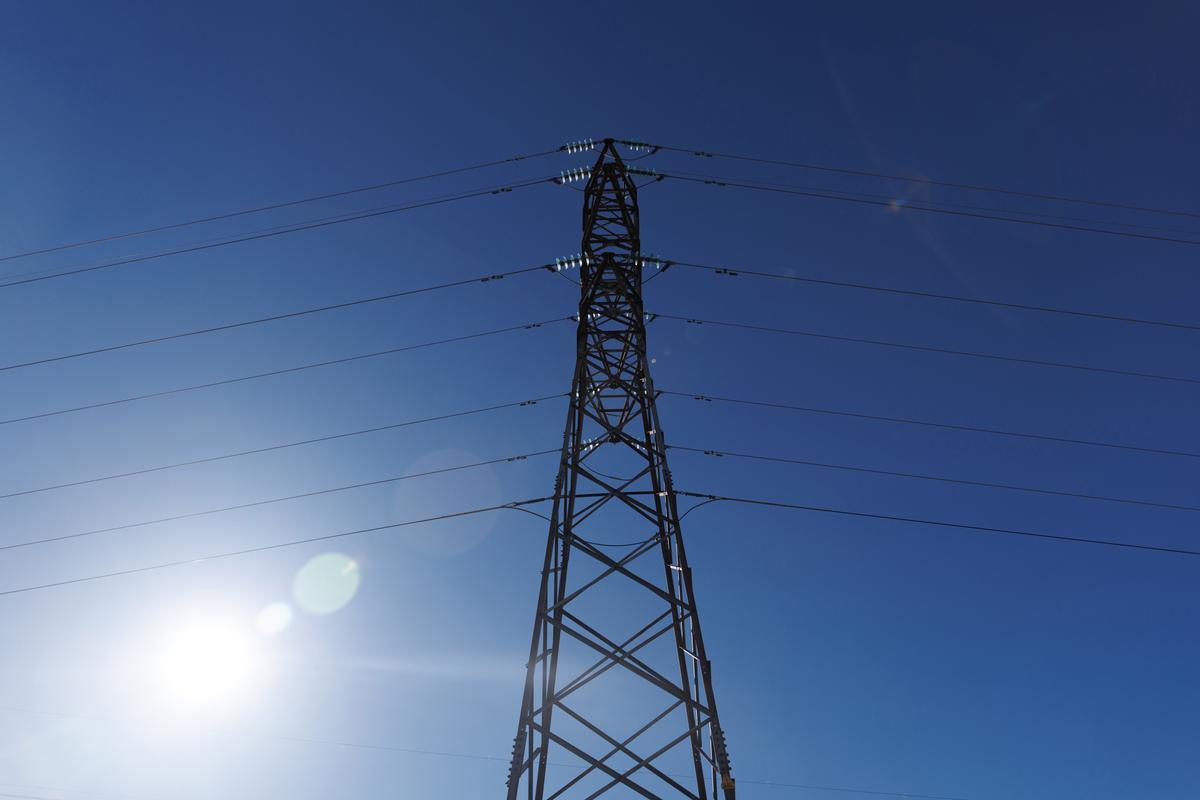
155, 620, 256, 708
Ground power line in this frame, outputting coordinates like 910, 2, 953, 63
0, 318, 569, 428
0, 203, 424, 286
654, 167, 1200, 238
636, 140, 1200, 221
676, 491, 1200, 558
0, 393, 564, 501
667, 259, 1200, 334
2, 490, 1185, 782
0, 147, 562, 264
0, 785, 136, 800
0, 709, 968, 800
661, 390, 1200, 460
4, 448, 559, 554
0, 263, 553, 373
669, 444, 1200, 515
0, 448, 560, 552
655, 170, 1200, 247
0, 176, 554, 290
0, 211, 336, 286
653, 312, 1200, 386
0, 500, 551, 597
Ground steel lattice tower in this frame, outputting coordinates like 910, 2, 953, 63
506, 140, 736, 799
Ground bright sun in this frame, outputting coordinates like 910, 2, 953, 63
155, 620, 256, 707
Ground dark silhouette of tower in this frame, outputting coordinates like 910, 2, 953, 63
506, 139, 736, 799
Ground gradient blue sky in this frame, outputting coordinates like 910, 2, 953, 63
1, 2, 1197, 799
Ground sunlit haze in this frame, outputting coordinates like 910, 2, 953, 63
1, 4, 1197, 800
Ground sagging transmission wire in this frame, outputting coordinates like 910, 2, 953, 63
647, 169, 1200, 247
1, 448, 561, 552
0, 499, 555, 597
661, 258, 1200, 334
659, 390, 1200, 461
674, 491, 1200, 559
645, 167, 1200, 238
648, 312, 1200, 387
0, 145, 568, 265
0, 175, 557, 290
0, 262, 558, 373
625, 139, 1200, 221
668, 444, 1200, 515
0, 393, 565, 501
0, 317, 572, 428
4, 484, 1195, 601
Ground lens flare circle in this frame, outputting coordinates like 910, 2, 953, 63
256, 602, 293, 635
293, 552, 361, 615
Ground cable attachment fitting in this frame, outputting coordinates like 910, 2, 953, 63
561, 138, 596, 154
638, 253, 665, 271
555, 166, 592, 184
554, 253, 592, 271
618, 138, 661, 154
627, 165, 660, 178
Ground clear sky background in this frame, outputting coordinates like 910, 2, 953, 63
1, 2, 1197, 799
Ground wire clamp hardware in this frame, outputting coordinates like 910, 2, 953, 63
627, 165, 658, 176
556, 167, 592, 184
619, 138, 660, 153
638, 253, 664, 270
554, 253, 591, 271
562, 138, 596, 154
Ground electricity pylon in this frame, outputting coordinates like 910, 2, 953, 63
506, 139, 736, 799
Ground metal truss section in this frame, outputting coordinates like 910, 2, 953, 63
507, 140, 735, 799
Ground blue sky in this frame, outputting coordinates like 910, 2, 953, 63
0, 2, 1197, 799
